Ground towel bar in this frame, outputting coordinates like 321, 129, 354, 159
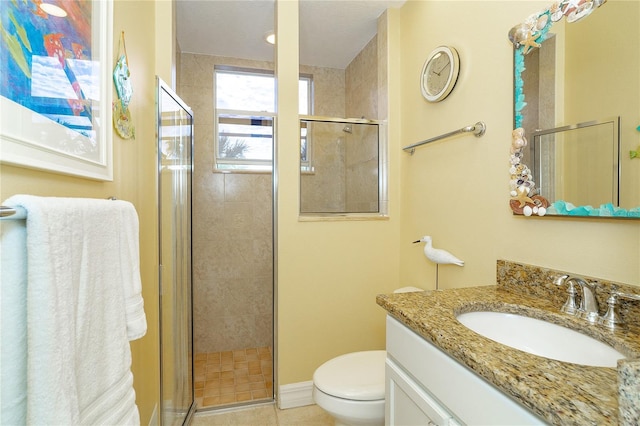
0, 206, 27, 220
403, 121, 486, 155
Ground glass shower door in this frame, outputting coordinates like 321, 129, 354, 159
157, 78, 195, 426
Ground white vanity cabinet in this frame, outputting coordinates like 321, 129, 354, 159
385, 316, 546, 425
386, 356, 461, 425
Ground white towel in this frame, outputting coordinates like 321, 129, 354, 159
0, 219, 28, 425
4, 195, 147, 425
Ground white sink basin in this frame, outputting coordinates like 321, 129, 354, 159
456, 311, 625, 367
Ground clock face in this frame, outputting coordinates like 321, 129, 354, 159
421, 46, 460, 102
426, 52, 451, 93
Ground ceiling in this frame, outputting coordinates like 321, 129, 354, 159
176, 0, 405, 69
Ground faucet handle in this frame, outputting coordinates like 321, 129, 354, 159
554, 274, 578, 315
614, 290, 640, 303
597, 287, 640, 329
562, 280, 579, 315
599, 292, 623, 329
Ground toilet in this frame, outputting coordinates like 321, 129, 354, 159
312, 287, 423, 426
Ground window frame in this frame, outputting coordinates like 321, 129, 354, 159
213, 66, 313, 172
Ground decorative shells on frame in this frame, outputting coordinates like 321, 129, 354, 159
509, 128, 549, 217
507, 0, 608, 217
508, 0, 608, 54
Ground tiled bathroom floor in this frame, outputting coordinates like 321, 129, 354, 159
191, 403, 333, 426
195, 347, 273, 408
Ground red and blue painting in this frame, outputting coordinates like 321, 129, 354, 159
1, 0, 98, 145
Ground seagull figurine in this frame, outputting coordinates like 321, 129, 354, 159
413, 236, 464, 266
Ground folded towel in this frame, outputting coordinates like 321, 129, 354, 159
4, 195, 147, 425
115, 200, 148, 340
0, 219, 28, 425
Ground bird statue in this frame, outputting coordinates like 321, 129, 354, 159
413, 236, 464, 266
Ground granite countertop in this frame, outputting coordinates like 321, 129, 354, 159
377, 285, 640, 425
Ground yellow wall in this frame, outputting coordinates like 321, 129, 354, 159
0, 1, 172, 423
396, 1, 640, 291
275, 1, 402, 386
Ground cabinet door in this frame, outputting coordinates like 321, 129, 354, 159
386, 359, 461, 426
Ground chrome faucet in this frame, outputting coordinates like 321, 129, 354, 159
555, 275, 599, 323
555, 276, 640, 329
574, 279, 600, 323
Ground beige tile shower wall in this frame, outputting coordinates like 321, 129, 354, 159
300, 35, 383, 213
302, 65, 346, 117
192, 172, 274, 353
179, 54, 274, 353
179, 53, 348, 352
300, 122, 347, 213
299, 66, 346, 212
345, 35, 378, 120
345, 125, 380, 212
345, 36, 380, 212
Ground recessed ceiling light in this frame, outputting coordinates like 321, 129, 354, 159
40, 2, 68, 17
264, 31, 275, 45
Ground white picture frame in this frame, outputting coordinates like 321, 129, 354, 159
0, 0, 113, 181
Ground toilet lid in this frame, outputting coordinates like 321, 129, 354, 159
313, 350, 386, 401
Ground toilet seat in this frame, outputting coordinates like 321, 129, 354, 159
313, 350, 386, 401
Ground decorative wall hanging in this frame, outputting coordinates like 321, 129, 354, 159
0, 0, 114, 181
113, 31, 135, 139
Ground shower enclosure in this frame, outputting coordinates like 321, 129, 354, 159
179, 64, 276, 410
190, 143, 275, 410
157, 78, 196, 426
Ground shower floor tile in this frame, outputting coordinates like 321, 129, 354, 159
195, 346, 273, 409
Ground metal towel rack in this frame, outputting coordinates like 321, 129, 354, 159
403, 121, 486, 155
0, 205, 27, 220
0, 197, 118, 220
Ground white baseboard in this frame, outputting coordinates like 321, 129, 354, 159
277, 381, 314, 409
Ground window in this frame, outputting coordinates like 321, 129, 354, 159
214, 67, 312, 171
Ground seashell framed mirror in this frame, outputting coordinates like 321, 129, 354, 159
508, 0, 640, 219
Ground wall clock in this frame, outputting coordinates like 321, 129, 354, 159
420, 46, 460, 102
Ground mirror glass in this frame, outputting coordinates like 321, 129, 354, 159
532, 117, 619, 213
509, 0, 640, 218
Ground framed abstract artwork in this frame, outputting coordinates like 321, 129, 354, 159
0, 0, 113, 181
